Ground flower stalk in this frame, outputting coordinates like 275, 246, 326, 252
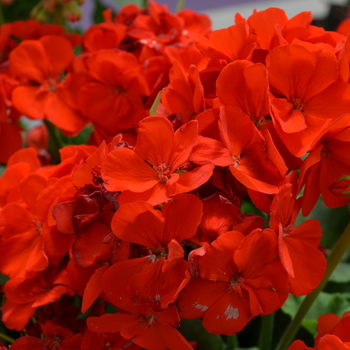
275, 221, 350, 350
259, 312, 275, 350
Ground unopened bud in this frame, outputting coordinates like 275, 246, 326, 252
329, 176, 350, 198
1, 0, 13, 5
31, 3, 50, 22
63, 2, 82, 22
42, 0, 57, 13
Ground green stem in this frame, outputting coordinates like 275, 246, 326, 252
44, 120, 63, 164
259, 312, 274, 350
0, 332, 15, 344
176, 0, 186, 12
0, 4, 5, 25
53, 3, 64, 25
226, 334, 238, 349
142, 0, 148, 9
150, 91, 162, 116
275, 221, 350, 350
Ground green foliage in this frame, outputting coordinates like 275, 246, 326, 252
1, 0, 40, 23
150, 91, 162, 116
282, 292, 350, 335
328, 261, 350, 283
45, 121, 93, 164
93, 0, 111, 24
296, 199, 350, 249
0, 273, 9, 284
179, 319, 226, 350
110, 0, 147, 9
241, 198, 268, 222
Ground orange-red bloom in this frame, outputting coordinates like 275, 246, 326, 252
178, 229, 289, 335
88, 305, 194, 350
267, 43, 350, 157
101, 116, 214, 205
10, 35, 86, 135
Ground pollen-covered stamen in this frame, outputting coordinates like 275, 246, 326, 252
33, 216, 43, 235
229, 275, 244, 295
140, 314, 156, 328
283, 224, 294, 237
110, 85, 126, 94
42, 77, 58, 92
232, 154, 241, 167
292, 97, 304, 111
157, 163, 172, 183
321, 144, 331, 158
51, 335, 63, 349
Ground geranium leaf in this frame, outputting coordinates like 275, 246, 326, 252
178, 318, 226, 350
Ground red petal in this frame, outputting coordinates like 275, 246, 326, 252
40, 35, 73, 77
170, 120, 198, 171
234, 228, 278, 277
11, 86, 46, 120
82, 264, 109, 313
101, 148, 158, 192
178, 277, 228, 319
112, 201, 164, 249
134, 116, 174, 166
202, 287, 252, 335
9, 40, 48, 81
162, 193, 203, 243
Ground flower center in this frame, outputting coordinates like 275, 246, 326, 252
229, 275, 244, 294
157, 163, 171, 183
232, 154, 241, 167
292, 98, 304, 111
283, 224, 294, 237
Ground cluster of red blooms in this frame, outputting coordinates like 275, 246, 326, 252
288, 312, 350, 349
31, 0, 85, 23
0, 1, 350, 349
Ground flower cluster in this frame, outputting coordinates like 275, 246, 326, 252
0, 0, 210, 163
288, 312, 350, 349
0, 2, 350, 350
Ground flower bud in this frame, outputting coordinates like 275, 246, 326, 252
62, 1, 82, 22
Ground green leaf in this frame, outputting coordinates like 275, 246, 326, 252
60, 123, 93, 146
329, 261, 350, 283
110, 0, 147, 9
281, 292, 350, 335
295, 199, 349, 249
0, 164, 5, 176
93, 0, 110, 24
176, 0, 186, 11
0, 274, 9, 284
45, 120, 93, 164
301, 320, 317, 335
178, 319, 226, 350
149, 91, 162, 116
2, 0, 40, 22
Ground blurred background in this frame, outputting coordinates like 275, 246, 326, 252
2, 0, 350, 31
75, 0, 350, 30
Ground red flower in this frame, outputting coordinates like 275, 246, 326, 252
87, 305, 194, 350
192, 106, 286, 194
178, 229, 289, 335
103, 194, 202, 312
269, 183, 326, 295
10, 35, 86, 135
10, 320, 82, 350
78, 50, 149, 136
101, 116, 214, 205
267, 43, 350, 157
299, 113, 350, 216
